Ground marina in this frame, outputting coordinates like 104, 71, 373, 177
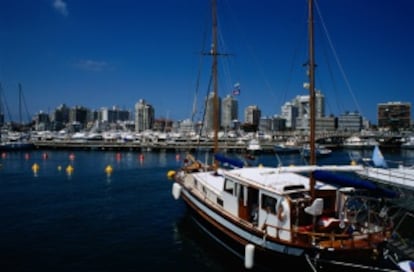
0, 130, 406, 153
0, 0, 413, 271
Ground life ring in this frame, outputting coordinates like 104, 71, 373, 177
277, 202, 286, 222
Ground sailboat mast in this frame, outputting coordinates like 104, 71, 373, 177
211, 0, 219, 155
19, 83, 23, 125
308, 0, 316, 197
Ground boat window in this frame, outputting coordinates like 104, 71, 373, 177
224, 178, 235, 195
289, 191, 310, 200
284, 185, 305, 191
236, 183, 244, 201
261, 194, 277, 214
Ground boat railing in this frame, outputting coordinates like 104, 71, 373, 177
262, 222, 392, 249
364, 166, 414, 188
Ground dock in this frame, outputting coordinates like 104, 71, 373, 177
31, 140, 281, 153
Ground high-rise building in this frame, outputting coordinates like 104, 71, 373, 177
221, 94, 238, 129
292, 90, 324, 131
135, 99, 154, 132
100, 106, 130, 123
69, 105, 89, 129
34, 111, 50, 131
281, 101, 298, 129
244, 105, 261, 126
204, 92, 221, 134
293, 90, 324, 119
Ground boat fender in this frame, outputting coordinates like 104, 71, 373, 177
244, 244, 255, 269
167, 170, 176, 179
172, 183, 182, 200
277, 201, 287, 222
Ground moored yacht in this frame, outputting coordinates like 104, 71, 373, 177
342, 135, 379, 149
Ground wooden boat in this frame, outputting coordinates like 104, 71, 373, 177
168, 0, 401, 270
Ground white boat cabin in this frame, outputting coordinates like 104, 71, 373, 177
183, 166, 345, 243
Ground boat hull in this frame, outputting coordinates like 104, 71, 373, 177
180, 189, 311, 271
176, 181, 399, 271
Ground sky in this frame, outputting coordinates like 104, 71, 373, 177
0, 0, 413, 125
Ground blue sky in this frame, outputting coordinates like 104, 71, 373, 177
0, 0, 412, 125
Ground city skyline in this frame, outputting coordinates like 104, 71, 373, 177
0, 0, 412, 124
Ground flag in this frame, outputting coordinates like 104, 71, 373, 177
232, 82, 240, 96
372, 145, 388, 168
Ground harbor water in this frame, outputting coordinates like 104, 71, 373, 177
0, 148, 412, 271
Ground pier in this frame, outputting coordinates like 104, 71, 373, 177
7, 131, 405, 153
31, 140, 279, 153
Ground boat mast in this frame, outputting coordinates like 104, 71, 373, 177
211, 0, 219, 157
19, 83, 23, 125
308, 0, 316, 198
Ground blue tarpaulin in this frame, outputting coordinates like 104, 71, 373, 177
314, 170, 398, 198
214, 153, 244, 168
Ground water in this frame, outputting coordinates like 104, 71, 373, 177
0, 149, 412, 271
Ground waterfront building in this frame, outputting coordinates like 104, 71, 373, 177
296, 116, 336, 132
100, 106, 130, 123
221, 94, 238, 129
288, 90, 325, 131
316, 116, 336, 132
258, 116, 272, 133
259, 116, 286, 133
69, 106, 89, 130
135, 99, 154, 132
50, 104, 70, 131
281, 101, 298, 129
377, 101, 411, 131
153, 118, 173, 132
176, 118, 195, 135
204, 92, 221, 134
337, 111, 363, 132
244, 105, 261, 128
293, 90, 325, 119
34, 111, 50, 131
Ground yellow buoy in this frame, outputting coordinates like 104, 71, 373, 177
167, 170, 176, 179
66, 165, 74, 175
32, 163, 40, 173
105, 165, 113, 176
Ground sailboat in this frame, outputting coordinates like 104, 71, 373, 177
168, 0, 401, 270
0, 83, 34, 151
